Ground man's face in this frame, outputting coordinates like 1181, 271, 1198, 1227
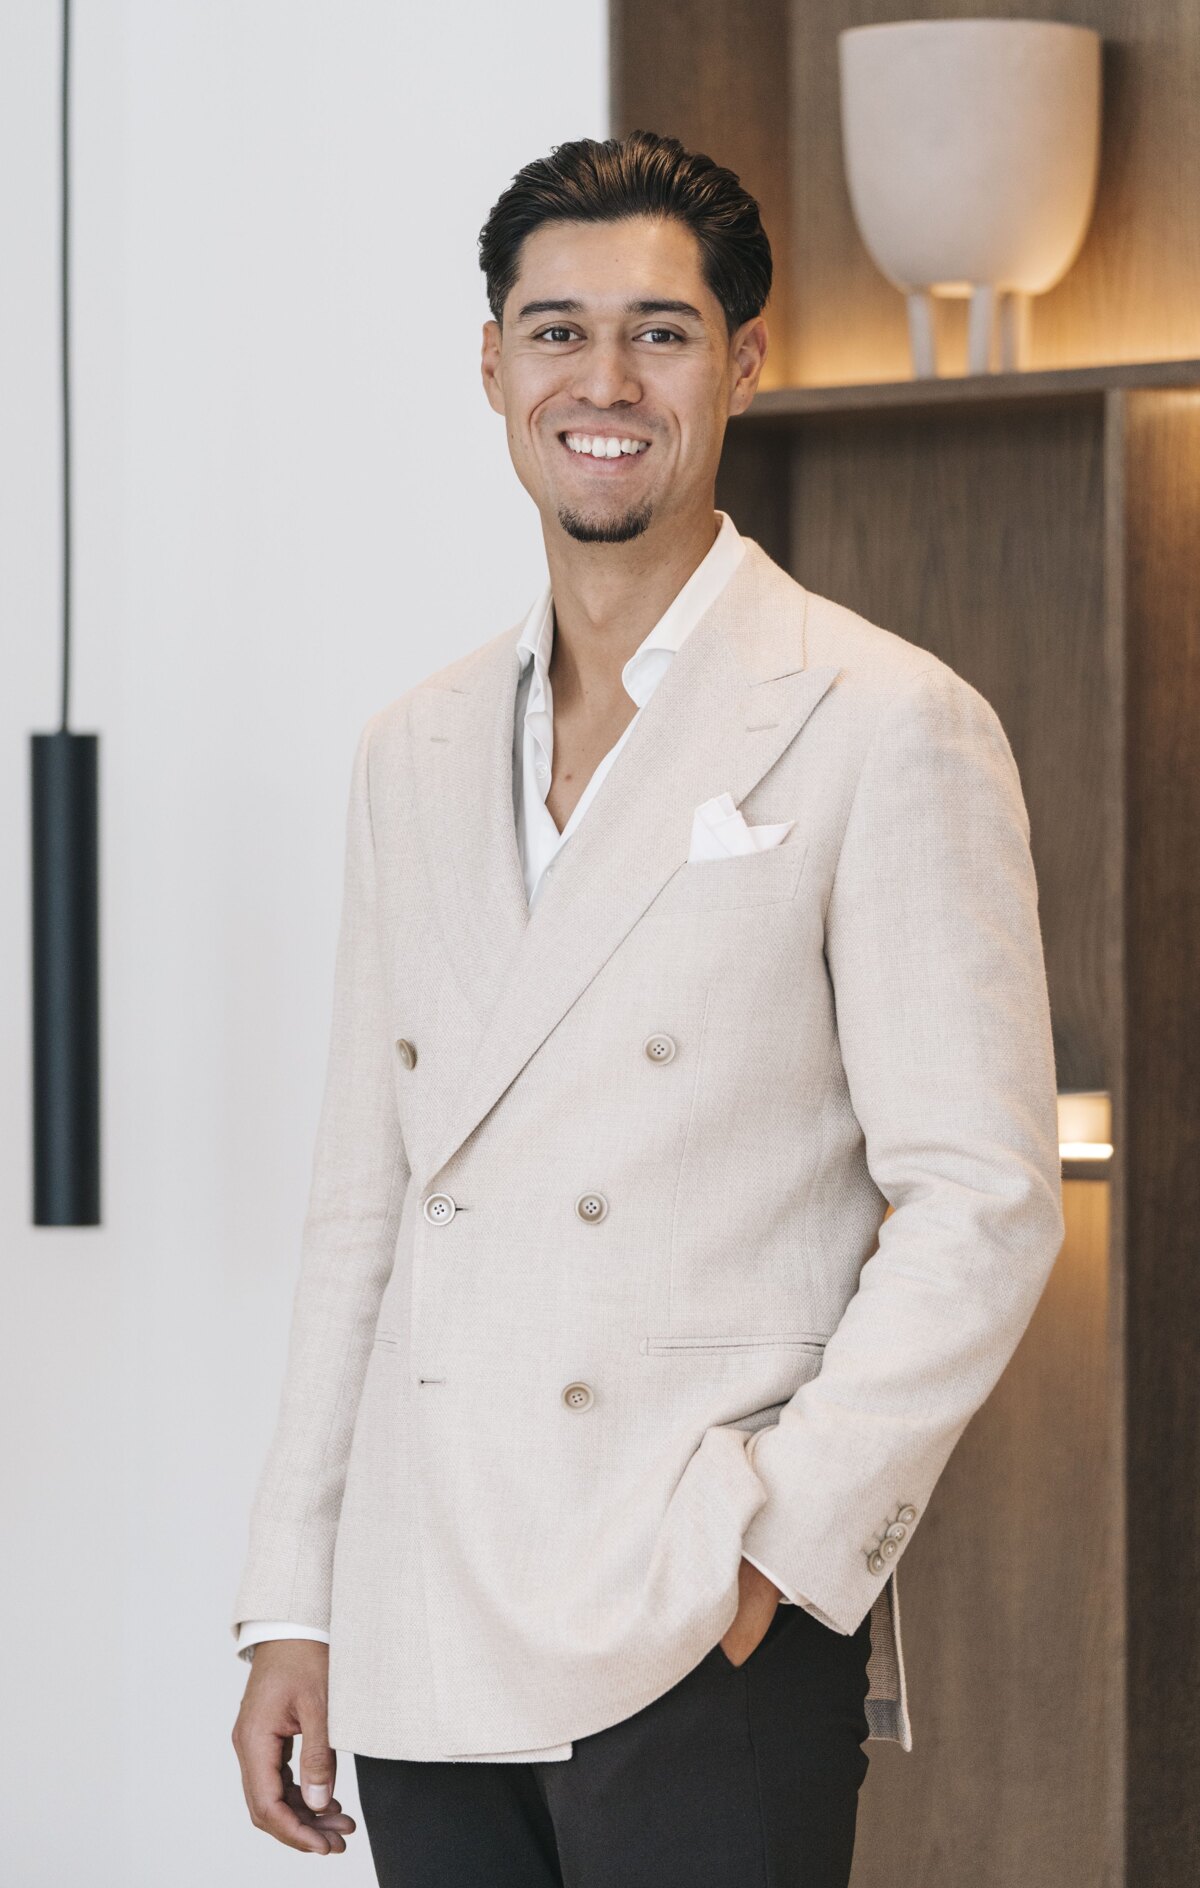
480, 215, 766, 545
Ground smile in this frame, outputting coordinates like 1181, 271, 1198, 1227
559, 431, 651, 465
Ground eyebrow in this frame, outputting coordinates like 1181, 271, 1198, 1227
514, 297, 705, 323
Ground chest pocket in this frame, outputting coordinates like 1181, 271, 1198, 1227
646, 837, 810, 918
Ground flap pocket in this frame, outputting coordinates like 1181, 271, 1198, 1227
640, 1332, 828, 1354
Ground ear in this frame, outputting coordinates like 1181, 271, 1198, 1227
727, 316, 768, 417
481, 319, 506, 415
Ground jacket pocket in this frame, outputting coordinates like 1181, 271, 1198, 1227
649, 837, 810, 915
640, 1333, 828, 1354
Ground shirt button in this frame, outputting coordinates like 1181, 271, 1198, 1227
423, 1192, 457, 1225
643, 1032, 677, 1063
396, 1038, 417, 1070
536, 759, 549, 777
562, 1382, 595, 1411
575, 1191, 608, 1223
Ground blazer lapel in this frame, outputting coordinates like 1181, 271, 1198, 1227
409, 636, 533, 1027
411, 540, 841, 1191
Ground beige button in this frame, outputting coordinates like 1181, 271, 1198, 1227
562, 1381, 595, 1411
880, 1536, 899, 1560
897, 1504, 917, 1524
396, 1038, 417, 1069
423, 1192, 457, 1225
868, 1549, 886, 1575
575, 1191, 608, 1223
885, 1522, 907, 1542
643, 1033, 677, 1064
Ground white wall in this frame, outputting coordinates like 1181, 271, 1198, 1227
0, 4, 607, 1881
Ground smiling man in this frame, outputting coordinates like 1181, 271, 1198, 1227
230, 133, 1064, 1887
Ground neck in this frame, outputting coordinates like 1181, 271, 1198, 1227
541, 506, 721, 710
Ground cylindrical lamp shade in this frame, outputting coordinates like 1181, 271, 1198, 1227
31, 730, 101, 1225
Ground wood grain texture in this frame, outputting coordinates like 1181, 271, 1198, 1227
1115, 389, 1200, 1879
854, 1179, 1112, 1887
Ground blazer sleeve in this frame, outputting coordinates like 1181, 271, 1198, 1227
230, 712, 410, 1641
738, 660, 1065, 1635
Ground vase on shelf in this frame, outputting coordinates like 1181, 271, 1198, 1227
837, 18, 1102, 378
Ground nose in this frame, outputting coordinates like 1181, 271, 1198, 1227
569, 342, 643, 411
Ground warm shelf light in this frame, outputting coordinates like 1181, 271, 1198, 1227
1057, 1090, 1112, 1166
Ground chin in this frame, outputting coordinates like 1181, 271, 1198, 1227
556, 499, 654, 544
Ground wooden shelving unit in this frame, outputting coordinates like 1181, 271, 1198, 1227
614, 8, 1200, 1886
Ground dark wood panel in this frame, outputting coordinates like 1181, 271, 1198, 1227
1117, 388, 1200, 1880
714, 423, 791, 565
854, 1181, 1113, 1887
780, 400, 1110, 1093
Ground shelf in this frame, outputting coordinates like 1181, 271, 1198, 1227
735, 357, 1200, 423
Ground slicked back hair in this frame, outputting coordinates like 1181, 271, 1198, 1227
477, 130, 772, 337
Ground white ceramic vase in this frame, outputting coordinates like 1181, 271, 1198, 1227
837, 19, 1102, 377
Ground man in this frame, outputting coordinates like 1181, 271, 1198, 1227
231, 132, 1065, 1886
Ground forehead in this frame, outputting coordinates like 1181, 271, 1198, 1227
507, 215, 714, 317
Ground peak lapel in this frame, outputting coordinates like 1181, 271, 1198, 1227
408, 630, 532, 1028
417, 541, 841, 1192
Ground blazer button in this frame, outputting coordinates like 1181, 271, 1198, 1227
868, 1550, 886, 1575
575, 1191, 608, 1222
897, 1504, 917, 1524
562, 1382, 595, 1411
885, 1522, 907, 1541
423, 1192, 457, 1225
880, 1536, 899, 1560
396, 1038, 417, 1069
643, 1032, 677, 1063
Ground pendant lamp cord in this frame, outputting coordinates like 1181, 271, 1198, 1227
60, 0, 72, 734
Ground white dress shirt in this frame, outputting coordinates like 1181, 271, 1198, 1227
236, 510, 819, 1665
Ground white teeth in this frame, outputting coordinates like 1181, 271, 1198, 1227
564, 433, 649, 458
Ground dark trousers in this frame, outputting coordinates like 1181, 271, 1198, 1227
354, 1601, 874, 1887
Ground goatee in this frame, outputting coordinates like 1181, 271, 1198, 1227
557, 499, 653, 544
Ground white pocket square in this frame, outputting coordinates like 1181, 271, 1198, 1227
688, 792, 795, 863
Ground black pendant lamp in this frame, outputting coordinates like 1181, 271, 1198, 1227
32, 0, 100, 1227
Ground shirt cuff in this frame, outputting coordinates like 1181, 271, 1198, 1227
235, 1620, 331, 1664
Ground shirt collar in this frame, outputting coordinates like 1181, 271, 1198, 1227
515, 510, 745, 710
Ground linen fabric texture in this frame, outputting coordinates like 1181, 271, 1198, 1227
230, 536, 1065, 1764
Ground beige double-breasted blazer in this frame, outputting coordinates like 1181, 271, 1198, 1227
231, 537, 1065, 1763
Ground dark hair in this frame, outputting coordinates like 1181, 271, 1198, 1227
477, 130, 772, 337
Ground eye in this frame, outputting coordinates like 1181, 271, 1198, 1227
530, 325, 685, 346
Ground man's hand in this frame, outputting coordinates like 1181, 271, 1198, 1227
719, 1557, 783, 1667
232, 1640, 357, 1854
